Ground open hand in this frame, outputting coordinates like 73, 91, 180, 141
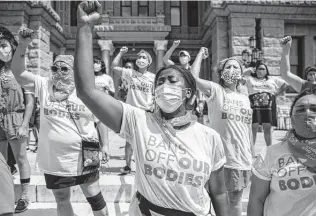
120, 46, 128, 54
280, 36, 292, 53
173, 40, 180, 47
18, 27, 35, 46
78, 0, 102, 25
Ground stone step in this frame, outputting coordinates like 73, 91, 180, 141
15, 201, 249, 216
16, 202, 129, 216
14, 174, 135, 203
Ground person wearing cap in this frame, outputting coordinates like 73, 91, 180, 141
112, 47, 155, 174
10, 28, 108, 216
0, 26, 35, 213
280, 36, 316, 93
163, 40, 191, 70
191, 47, 253, 216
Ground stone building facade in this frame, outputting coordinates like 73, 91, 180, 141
0, 0, 316, 128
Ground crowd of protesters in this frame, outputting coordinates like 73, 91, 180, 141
0, 1, 316, 216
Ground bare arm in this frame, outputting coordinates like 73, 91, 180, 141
21, 93, 35, 127
11, 29, 36, 91
275, 83, 288, 96
247, 175, 270, 216
208, 166, 229, 216
280, 36, 304, 92
191, 48, 214, 97
163, 40, 179, 66
75, 23, 123, 132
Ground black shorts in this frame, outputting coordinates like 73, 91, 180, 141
249, 92, 277, 126
44, 171, 99, 190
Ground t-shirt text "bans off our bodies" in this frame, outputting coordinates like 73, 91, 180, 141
144, 135, 211, 188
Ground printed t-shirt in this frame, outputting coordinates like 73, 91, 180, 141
34, 75, 98, 176
119, 102, 226, 216
253, 141, 316, 216
122, 68, 155, 110
245, 76, 287, 95
206, 82, 253, 170
95, 74, 115, 93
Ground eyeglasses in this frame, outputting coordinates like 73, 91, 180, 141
51, 65, 70, 74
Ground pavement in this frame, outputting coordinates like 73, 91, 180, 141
12, 127, 287, 216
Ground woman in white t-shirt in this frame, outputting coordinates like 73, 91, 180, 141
191, 47, 253, 216
74, 3, 229, 215
10, 28, 108, 215
280, 36, 316, 94
242, 63, 288, 146
248, 90, 316, 216
94, 58, 115, 162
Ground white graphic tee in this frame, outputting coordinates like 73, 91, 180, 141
122, 68, 155, 110
95, 74, 115, 94
119, 102, 226, 216
245, 76, 287, 95
206, 82, 253, 170
253, 141, 316, 216
34, 76, 98, 176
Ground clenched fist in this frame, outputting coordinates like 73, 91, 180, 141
18, 27, 35, 45
280, 36, 292, 53
199, 47, 209, 59
173, 40, 180, 47
78, 0, 102, 25
120, 46, 128, 54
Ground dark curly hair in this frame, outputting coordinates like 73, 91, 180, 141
251, 62, 270, 80
155, 65, 197, 110
0, 26, 18, 69
93, 58, 106, 74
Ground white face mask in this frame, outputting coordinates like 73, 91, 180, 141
155, 84, 187, 113
136, 58, 149, 69
94, 63, 101, 72
0, 40, 13, 62
179, 56, 189, 65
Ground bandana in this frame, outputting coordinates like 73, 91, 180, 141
153, 109, 196, 136
54, 55, 74, 68
137, 50, 152, 66
287, 130, 316, 173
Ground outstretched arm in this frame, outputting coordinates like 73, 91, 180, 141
280, 36, 304, 92
163, 40, 180, 66
191, 47, 214, 97
75, 1, 123, 133
111, 46, 129, 77
11, 28, 36, 91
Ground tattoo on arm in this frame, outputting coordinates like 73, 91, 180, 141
20, 54, 25, 58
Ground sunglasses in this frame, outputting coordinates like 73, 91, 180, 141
51, 65, 70, 74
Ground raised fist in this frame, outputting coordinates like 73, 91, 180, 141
199, 47, 209, 59
280, 36, 292, 53
173, 40, 180, 47
78, 0, 102, 25
120, 46, 128, 54
18, 27, 35, 45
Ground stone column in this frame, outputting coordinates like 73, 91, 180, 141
98, 40, 115, 76
154, 40, 168, 71
98, 40, 118, 96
